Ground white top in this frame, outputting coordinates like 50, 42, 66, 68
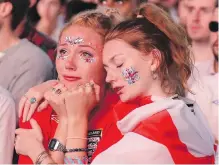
0, 86, 16, 163
187, 73, 218, 142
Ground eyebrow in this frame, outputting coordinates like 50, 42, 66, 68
58, 43, 97, 51
103, 53, 124, 67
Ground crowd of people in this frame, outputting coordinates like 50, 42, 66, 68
0, 0, 218, 164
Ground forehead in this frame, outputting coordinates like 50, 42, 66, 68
60, 25, 103, 46
103, 39, 136, 62
212, 8, 218, 19
187, 0, 215, 8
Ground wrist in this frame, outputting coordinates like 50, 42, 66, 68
68, 117, 88, 126
29, 144, 46, 163
59, 116, 68, 123
67, 119, 88, 137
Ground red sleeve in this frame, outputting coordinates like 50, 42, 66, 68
18, 106, 53, 164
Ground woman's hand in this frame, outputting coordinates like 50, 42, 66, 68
15, 119, 45, 162
19, 80, 58, 122
64, 80, 100, 121
44, 83, 68, 120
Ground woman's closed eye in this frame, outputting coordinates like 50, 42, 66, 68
116, 63, 123, 68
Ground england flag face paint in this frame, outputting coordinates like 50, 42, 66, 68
122, 67, 140, 85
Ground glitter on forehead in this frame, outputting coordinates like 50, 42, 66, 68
122, 67, 140, 85
65, 36, 84, 45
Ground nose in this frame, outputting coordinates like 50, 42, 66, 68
105, 69, 116, 84
192, 9, 201, 22
64, 55, 77, 71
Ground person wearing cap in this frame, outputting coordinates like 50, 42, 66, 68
187, 6, 218, 144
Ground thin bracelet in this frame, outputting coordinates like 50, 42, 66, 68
37, 154, 49, 164
66, 137, 88, 140
35, 151, 49, 165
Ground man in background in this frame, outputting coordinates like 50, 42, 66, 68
186, 0, 217, 80
0, 0, 53, 114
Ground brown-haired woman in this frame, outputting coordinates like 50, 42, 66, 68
92, 3, 215, 164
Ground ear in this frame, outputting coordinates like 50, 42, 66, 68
150, 49, 161, 72
0, 2, 13, 18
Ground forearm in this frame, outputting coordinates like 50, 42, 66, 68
50, 118, 68, 164
65, 118, 88, 159
29, 146, 56, 164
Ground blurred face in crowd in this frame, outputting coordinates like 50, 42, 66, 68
98, 0, 138, 18
160, 0, 177, 8
37, 0, 62, 21
147, 0, 177, 8
56, 25, 105, 89
147, 0, 161, 4
186, 0, 216, 42
178, 0, 189, 25
209, 7, 218, 57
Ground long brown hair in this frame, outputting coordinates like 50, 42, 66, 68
105, 3, 193, 96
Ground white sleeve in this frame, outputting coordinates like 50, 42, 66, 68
92, 132, 174, 164
0, 92, 16, 163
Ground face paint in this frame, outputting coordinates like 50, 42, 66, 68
56, 49, 69, 60
122, 67, 140, 85
65, 37, 84, 45
79, 52, 95, 63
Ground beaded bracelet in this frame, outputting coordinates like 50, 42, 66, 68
64, 148, 88, 153
64, 156, 88, 164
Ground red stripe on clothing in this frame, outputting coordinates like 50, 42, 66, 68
133, 109, 214, 164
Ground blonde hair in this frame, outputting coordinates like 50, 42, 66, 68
105, 3, 193, 96
59, 8, 124, 40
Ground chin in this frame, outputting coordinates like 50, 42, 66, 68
119, 93, 132, 103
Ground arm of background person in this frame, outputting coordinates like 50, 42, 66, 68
0, 88, 16, 163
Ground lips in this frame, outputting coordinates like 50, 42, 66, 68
191, 26, 200, 31
63, 75, 81, 81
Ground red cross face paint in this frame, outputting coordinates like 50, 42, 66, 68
122, 67, 140, 85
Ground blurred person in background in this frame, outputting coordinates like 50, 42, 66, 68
0, 0, 53, 115
97, 0, 141, 19
0, 86, 16, 163
177, 0, 189, 25
187, 6, 218, 143
36, 0, 66, 42
148, 0, 179, 23
65, 0, 97, 23
186, 0, 217, 81
14, 0, 57, 63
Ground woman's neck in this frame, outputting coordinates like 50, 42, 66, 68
141, 80, 174, 98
